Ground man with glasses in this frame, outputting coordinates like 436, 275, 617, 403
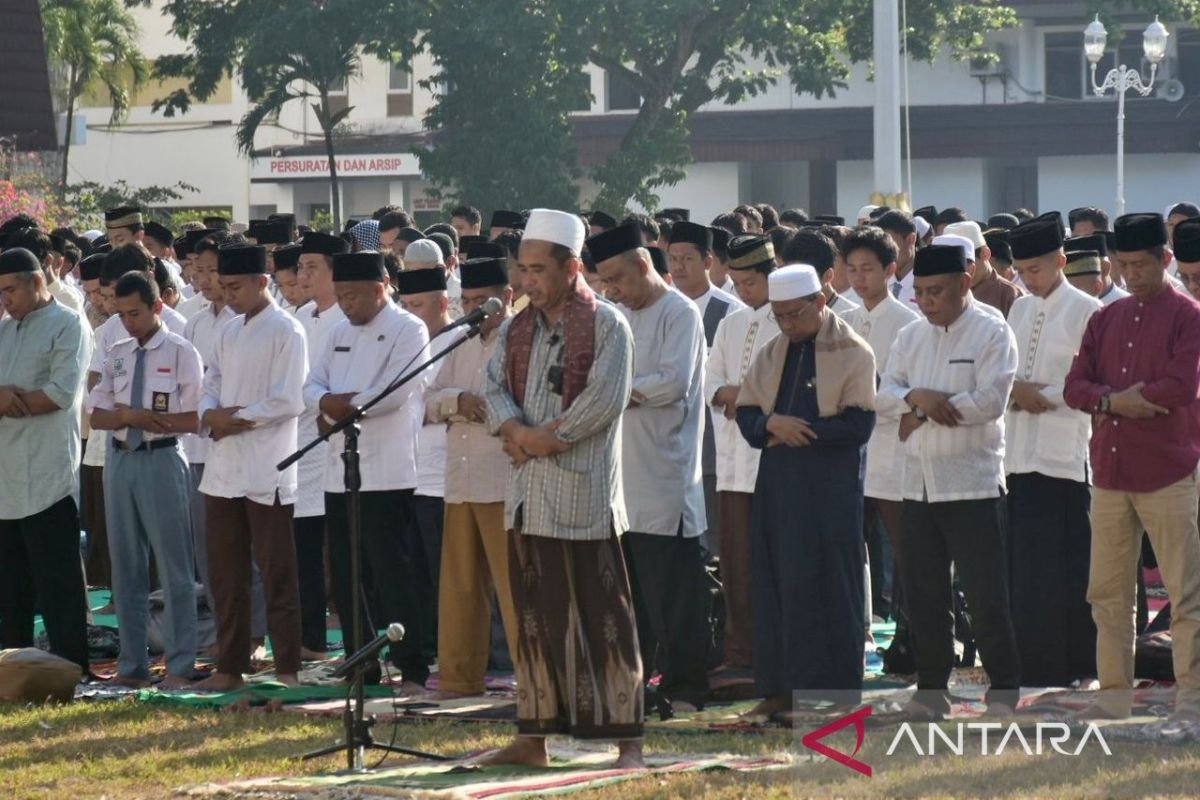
735, 264, 877, 721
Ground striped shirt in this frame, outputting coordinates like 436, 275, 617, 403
878, 302, 1018, 502
484, 302, 634, 541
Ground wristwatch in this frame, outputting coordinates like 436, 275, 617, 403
1099, 393, 1112, 414
914, 408, 927, 421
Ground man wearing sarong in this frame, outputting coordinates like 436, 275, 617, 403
483, 209, 644, 768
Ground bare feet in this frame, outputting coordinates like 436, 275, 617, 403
742, 695, 791, 719
109, 674, 152, 689
614, 739, 645, 769
300, 647, 329, 662
193, 672, 245, 692
94, 602, 116, 615
400, 679, 429, 696
275, 673, 300, 687
158, 674, 195, 691
481, 736, 549, 767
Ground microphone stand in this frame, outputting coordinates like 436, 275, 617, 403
281, 321, 484, 771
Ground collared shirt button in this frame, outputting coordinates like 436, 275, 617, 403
1111, 446, 1117, 452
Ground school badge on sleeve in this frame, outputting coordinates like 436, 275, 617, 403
152, 392, 170, 412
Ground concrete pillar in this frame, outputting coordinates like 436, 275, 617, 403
873, 0, 903, 199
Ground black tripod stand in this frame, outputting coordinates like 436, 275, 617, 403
279, 321, 486, 771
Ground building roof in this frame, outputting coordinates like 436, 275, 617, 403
0, 0, 58, 152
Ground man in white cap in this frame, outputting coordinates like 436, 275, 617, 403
734, 263, 877, 721
589, 222, 711, 718
483, 209, 644, 768
944, 221, 1024, 317
404, 238, 463, 319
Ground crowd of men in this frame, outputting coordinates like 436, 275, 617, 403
2, 196, 1200, 768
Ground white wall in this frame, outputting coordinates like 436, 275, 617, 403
68, 124, 250, 215
1038, 154, 1200, 219
837, 158, 987, 222
632, 162, 741, 223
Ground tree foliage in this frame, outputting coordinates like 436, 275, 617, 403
578, 0, 1021, 212
40, 0, 148, 193
407, 0, 589, 218
145, 0, 417, 230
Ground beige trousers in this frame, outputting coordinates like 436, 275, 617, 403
1089, 470, 1200, 715
436, 502, 519, 694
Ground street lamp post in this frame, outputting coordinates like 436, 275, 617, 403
1084, 16, 1170, 218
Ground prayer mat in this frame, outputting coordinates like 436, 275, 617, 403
134, 681, 400, 710
180, 743, 793, 799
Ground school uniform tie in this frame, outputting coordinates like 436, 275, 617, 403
126, 348, 146, 450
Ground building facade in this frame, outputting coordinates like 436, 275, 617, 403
66, 1, 1200, 225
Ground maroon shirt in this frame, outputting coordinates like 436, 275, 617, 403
1064, 285, 1200, 492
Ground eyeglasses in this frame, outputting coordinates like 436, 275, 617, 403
768, 302, 815, 324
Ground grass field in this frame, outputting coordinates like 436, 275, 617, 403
2, 700, 1200, 799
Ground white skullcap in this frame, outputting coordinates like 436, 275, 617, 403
82, 229, 103, 242
403, 239, 444, 266
524, 208, 585, 255
944, 220, 985, 249
857, 204, 878, 222
914, 216, 931, 238
769, 264, 822, 302
932, 234, 976, 265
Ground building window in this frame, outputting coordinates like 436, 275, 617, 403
327, 75, 349, 116
1044, 32, 1084, 101
387, 63, 413, 117
606, 69, 640, 111
1175, 29, 1200, 97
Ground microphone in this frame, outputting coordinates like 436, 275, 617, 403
332, 622, 405, 679
435, 296, 503, 336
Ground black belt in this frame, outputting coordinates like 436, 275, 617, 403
112, 437, 178, 453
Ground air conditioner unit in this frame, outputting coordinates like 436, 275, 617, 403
1158, 78, 1186, 103
969, 46, 1007, 78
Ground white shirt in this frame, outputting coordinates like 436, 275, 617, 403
844, 294, 921, 500
182, 301, 237, 464
1004, 281, 1101, 482
720, 275, 735, 294
828, 291, 860, 318
177, 291, 208, 321
1100, 282, 1130, 306
840, 285, 863, 308
295, 300, 347, 517
415, 329, 458, 497
198, 300, 308, 505
49, 279, 85, 316
90, 305, 187, 373
304, 301, 429, 493
621, 290, 708, 537
704, 302, 779, 493
87, 325, 204, 444
878, 302, 1018, 502
692, 283, 745, 325
890, 270, 917, 310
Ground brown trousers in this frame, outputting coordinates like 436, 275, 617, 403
509, 530, 644, 740
437, 502, 519, 694
718, 491, 754, 669
205, 495, 303, 676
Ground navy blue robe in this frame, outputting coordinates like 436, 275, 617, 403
736, 338, 874, 702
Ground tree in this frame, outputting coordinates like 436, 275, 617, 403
63, 179, 197, 228
575, 0, 1022, 212
39, 0, 148, 197
409, 0, 589, 217
148, 0, 415, 231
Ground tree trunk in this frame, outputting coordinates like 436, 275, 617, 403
319, 88, 341, 231
60, 66, 77, 199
